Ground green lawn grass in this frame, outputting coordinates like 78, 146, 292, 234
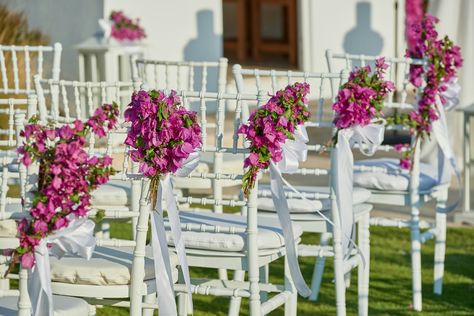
98, 222, 474, 315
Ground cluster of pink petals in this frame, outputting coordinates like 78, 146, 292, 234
124, 90, 202, 178
407, 14, 462, 135
400, 14, 463, 169
333, 58, 394, 129
110, 10, 146, 42
405, 0, 424, 51
15, 104, 118, 268
238, 82, 310, 197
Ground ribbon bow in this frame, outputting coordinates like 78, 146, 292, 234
30, 217, 96, 316
150, 151, 200, 316
98, 19, 112, 42
335, 121, 384, 254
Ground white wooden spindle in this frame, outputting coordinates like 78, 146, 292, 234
37, 50, 44, 78
0, 49, 7, 92
24, 47, 31, 92
201, 64, 208, 92
11, 47, 19, 93
61, 82, 70, 121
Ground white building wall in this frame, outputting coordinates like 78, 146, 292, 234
0, 0, 223, 81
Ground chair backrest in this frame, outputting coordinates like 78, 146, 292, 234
0, 43, 61, 151
326, 50, 426, 112
33, 76, 139, 122
133, 57, 228, 93
232, 65, 349, 222
118, 90, 265, 312
326, 50, 430, 193
0, 43, 62, 95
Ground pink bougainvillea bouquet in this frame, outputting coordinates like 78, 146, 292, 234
13, 103, 119, 269
332, 57, 395, 138
110, 10, 146, 42
124, 90, 201, 205
390, 13, 462, 169
238, 82, 311, 198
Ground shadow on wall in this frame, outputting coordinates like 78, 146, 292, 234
184, 10, 221, 93
343, 1, 383, 58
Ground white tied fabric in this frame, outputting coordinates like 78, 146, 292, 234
98, 19, 112, 41
151, 151, 199, 316
336, 122, 384, 254
440, 77, 461, 111
30, 217, 96, 316
432, 78, 462, 212
269, 126, 311, 297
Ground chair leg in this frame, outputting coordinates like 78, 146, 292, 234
284, 255, 297, 316
143, 293, 156, 316
344, 272, 351, 288
434, 190, 448, 295
228, 270, 245, 316
101, 220, 110, 239
260, 264, 269, 302
410, 203, 423, 311
358, 213, 370, 316
333, 235, 347, 316
309, 232, 331, 301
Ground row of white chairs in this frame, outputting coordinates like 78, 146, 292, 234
0, 42, 452, 315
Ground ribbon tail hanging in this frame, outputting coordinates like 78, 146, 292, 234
335, 130, 356, 257
151, 184, 177, 316
432, 96, 463, 213
270, 162, 311, 297
161, 174, 193, 310
30, 242, 54, 316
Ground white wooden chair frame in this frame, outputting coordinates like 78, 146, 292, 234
31, 78, 141, 240
326, 50, 450, 311
127, 90, 300, 316
16, 110, 164, 314
232, 65, 372, 316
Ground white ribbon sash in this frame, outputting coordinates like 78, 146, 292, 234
431, 80, 462, 213
30, 218, 96, 316
98, 19, 112, 41
269, 126, 311, 297
336, 122, 384, 254
151, 151, 199, 316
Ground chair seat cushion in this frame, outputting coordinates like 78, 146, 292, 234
0, 295, 90, 316
0, 219, 17, 237
91, 180, 131, 206
353, 158, 442, 192
256, 185, 372, 213
50, 246, 178, 286
166, 212, 303, 252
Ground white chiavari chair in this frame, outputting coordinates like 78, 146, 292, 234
233, 65, 372, 316
133, 57, 241, 282
129, 90, 303, 316
31, 77, 141, 240
327, 50, 451, 311
0, 44, 61, 146
0, 112, 94, 316
0, 43, 62, 223
15, 111, 179, 314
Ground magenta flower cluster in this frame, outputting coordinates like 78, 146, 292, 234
238, 83, 310, 197
124, 90, 202, 178
407, 14, 462, 135
405, 0, 424, 51
332, 58, 394, 130
15, 104, 119, 269
110, 11, 146, 42
395, 14, 463, 169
